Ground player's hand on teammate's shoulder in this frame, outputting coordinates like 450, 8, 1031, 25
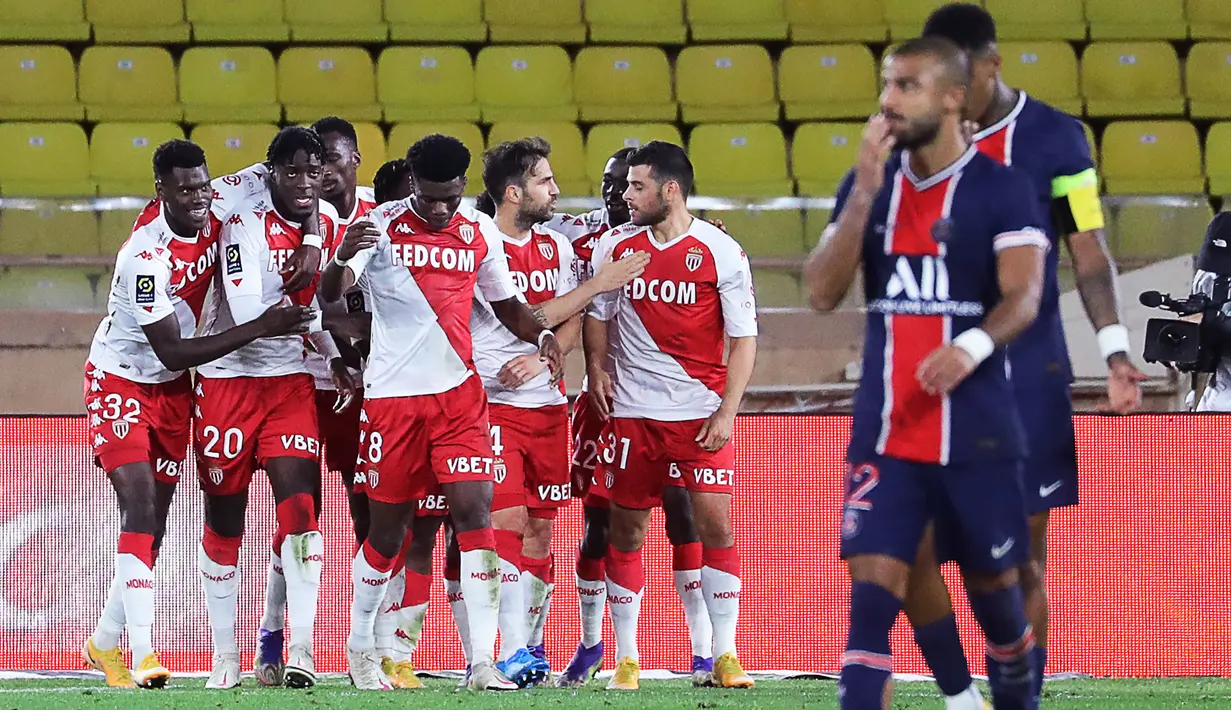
916, 344, 977, 396
499, 353, 547, 389
854, 114, 896, 197
336, 219, 381, 262
1103, 353, 1146, 414
538, 331, 565, 387
705, 218, 727, 233
255, 303, 317, 337
591, 250, 651, 293
696, 406, 736, 453
328, 358, 359, 413
587, 365, 615, 420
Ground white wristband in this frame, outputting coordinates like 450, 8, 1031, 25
537, 330, 554, 348
952, 328, 995, 365
307, 313, 324, 334
332, 253, 349, 267
301, 233, 323, 250
1097, 324, 1131, 362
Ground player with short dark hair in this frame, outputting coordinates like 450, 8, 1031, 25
320, 134, 564, 691
586, 140, 758, 691
908, 5, 1145, 707
803, 37, 1048, 710
551, 147, 716, 688
194, 126, 357, 690
82, 139, 315, 689
373, 159, 412, 205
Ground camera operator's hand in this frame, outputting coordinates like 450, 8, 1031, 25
1103, 353, 1146, 414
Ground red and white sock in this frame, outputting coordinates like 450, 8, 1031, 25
673, 542, 713, 659
575, 554, 606, 649
522, 554, 553, 648
495, 529, 525, 661
348, 541, 393, 652
116, 532, 155, 665
259, 530, 286, 633
394, 570, 433, 662
458, 528, 501, 666
444, 557, 473, 665
375, 567, 405, 660
702, 546, 741, 659
606, 547, 644, 662
198, 527, 242, 656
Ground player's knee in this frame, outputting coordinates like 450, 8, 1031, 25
847, 555, 912, 599
661, 487, 698, 544
443, 481, 493, 532
608, 506, 651, 552
964, 567, 1020, 594
1017, 559, 1046, 598
523, 518, 553, 559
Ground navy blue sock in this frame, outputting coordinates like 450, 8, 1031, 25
968, 586, 1037, 710
912, 614, 973, 697
839, 582, 901, 710
1032, 646, 1047, 701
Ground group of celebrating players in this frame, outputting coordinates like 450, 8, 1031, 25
79, 2, 1147, 707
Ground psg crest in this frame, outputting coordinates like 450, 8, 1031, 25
537, 240, 554, 260
931, 217, 954, 244
458, 224, 475, 244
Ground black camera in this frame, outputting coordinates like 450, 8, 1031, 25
1140, 276, 1231, 372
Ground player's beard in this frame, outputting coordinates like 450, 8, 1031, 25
516, 200, 555, 230
892, 115, 943, 152
630, 190, 669, 226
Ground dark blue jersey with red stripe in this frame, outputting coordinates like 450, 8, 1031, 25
829, 148, 1048, 465
974, 93, 1097, 386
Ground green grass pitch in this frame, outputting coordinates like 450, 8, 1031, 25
0, 677, 1228, 709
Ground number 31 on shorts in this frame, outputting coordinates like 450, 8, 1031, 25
599, 432, 630, 470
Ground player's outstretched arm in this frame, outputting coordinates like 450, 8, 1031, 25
497, 313, 582, 389
319, 220, 379, 302
142, 305, 315, 372
697, 336, 757, 452
804, 115, 894, 311
529, 251, 650, 328
490, 297, 565, 384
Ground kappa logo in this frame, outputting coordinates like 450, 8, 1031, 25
359, 409, 369, 423
227, 214, 243, 226
269, 222, 286, 237
87, 399, 102, 412
112, 421, 130, 439
90, 414, 102, 427
90, 380, 103, 393
619, 248, 635, 260
93, 433, 107, 447
537, 240, 554, 260
395, 222, 412, 234
458, 224, 475, 244
685, 246, 704, 272
88, 367, 106, 381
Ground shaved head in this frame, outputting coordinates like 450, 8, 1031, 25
888, 36, 972, 92
879, 36, 970, 151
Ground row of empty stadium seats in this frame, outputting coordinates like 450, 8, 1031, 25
11, 41, 1231, 127
4, 0, 1231, 43
0, 118, 1225, 203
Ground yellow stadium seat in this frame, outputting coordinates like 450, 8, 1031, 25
278, 47, 381, 124
786, 0, 887, 42
190, 123, 278, 177
983, 0, 1087, 41
384, 0, 487, 42
1086, 0, 1188, 41
748, 270, 802, 307
475, 46, 576, 123
286, 0, 387, 42
378, 47, 479, 123
486, 0, 586, 44
180, 47, 279, 124
0, 123, 94, 196
779, 44, 878, 121
91, 123, 185, 196
1186, 43, 1231, 119
1189, 0, 1231, 40
186, 0, 288, 42
488, 122, 588, 196
1081, 42, 1185, 118
1204, 122, 1231, 194
85, 0, 190, 43
585, 0, 687, 44
78, 46, 181, 123
0, 267, 110, 309
998, 42, 1081, 116
885, 0, 951, 40
387, 122, 486, 193
792, 122, 862, 197
676, 45, 779, 124
574, 47, 676, 123
585, 123, 684, 191
0, 45, 82, 121
689, 123, 792, 196
686, 0, 789, 41
1101, 121, 1204, 195
352, 123, 387, 187
0, 0, 90, 41
1084, 122, 1099, 166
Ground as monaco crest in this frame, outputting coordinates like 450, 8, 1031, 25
685, 252, 703, 272
112, 420, 130, 439
458, 224, 475, 244
537, 241, 554, 260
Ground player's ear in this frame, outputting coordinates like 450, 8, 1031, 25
154, 177, 165, 202
351, 150, 361, 169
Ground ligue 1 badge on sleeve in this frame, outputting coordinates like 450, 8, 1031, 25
931, 217, 954, 244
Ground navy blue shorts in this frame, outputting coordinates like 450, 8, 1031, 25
1016, 380, 1080, 514
840, 455, 1030, 574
